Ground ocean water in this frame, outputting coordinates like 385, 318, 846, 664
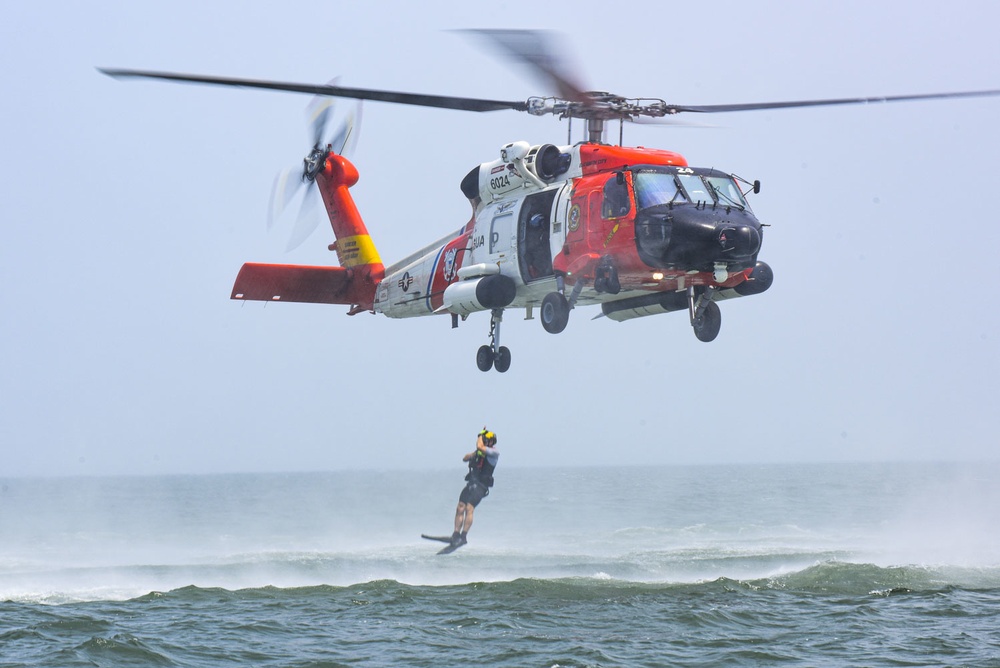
1, 463, 999, 666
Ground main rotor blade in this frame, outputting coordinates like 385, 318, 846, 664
461, 29, 590, 104
667, 89, 1000, 114
98, 68, 527, 113
99, 67, 1000, 124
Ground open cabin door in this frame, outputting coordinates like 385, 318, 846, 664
517, 187, 562, 283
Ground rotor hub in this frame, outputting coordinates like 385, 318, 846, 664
302, 146, 329, 182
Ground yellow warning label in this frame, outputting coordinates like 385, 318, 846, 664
335, 234, 382, 267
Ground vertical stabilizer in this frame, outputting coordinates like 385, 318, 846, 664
317, 154, 383, 272
231, 153, 384, 312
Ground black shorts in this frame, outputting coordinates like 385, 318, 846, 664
459, 481, 489, 507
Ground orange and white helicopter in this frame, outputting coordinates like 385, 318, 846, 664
101, 30, 1000, 372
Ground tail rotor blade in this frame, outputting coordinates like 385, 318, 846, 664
328, 101, 362, 155
271, 78, 363, 250
307, 96, 334, 148
305, 78, 340, 147
267, 167, 303, 230
285, 184, 321, 252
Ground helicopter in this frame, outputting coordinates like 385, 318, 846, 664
100, 30, 1000, 372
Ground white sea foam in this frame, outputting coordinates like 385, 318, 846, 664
2, 463, 998, 603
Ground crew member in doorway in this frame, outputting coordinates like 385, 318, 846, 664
525, 213, 551, 278
451, 428, 499, 547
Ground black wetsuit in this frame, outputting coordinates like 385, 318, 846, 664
459, 446, 498, 507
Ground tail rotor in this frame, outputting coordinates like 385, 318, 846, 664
268, 84, 362, 251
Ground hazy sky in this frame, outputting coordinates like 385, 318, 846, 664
2, 1, 999, 477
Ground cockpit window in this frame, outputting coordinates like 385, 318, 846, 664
634, 172, 685, 209
705, 174, 749, 209
602, 175, 632, 219
634, 169, 749, 211
678, 174, 713, 205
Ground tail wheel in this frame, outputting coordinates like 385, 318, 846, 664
692, 301, 722, 342
540, 292, 570, 334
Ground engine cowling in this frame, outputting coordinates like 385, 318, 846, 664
461, 143, 573, 203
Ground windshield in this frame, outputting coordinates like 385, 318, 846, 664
705, 175, 749, 209
677, 174, 714, 205
634, 169, 749, 210
633, 172, 686, 209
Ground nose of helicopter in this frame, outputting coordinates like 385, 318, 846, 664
635, 206, 764, 271
718, 224, 761, 258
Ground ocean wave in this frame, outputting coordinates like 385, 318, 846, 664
6, 558, 1000, 606
7, 569, 1000, 668
5, 467, 999, 665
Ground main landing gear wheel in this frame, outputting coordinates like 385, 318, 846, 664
476, 308, 512, 373
476, 344, 512, 373
540, 292, 569, 334
692, 301, 722, 342
494, 346, 511, 373
476, 345, 494, 372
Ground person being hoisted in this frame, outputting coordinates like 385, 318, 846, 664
450, 427, 499, 547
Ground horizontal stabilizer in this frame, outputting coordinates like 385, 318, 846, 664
231, 263, 363, 304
